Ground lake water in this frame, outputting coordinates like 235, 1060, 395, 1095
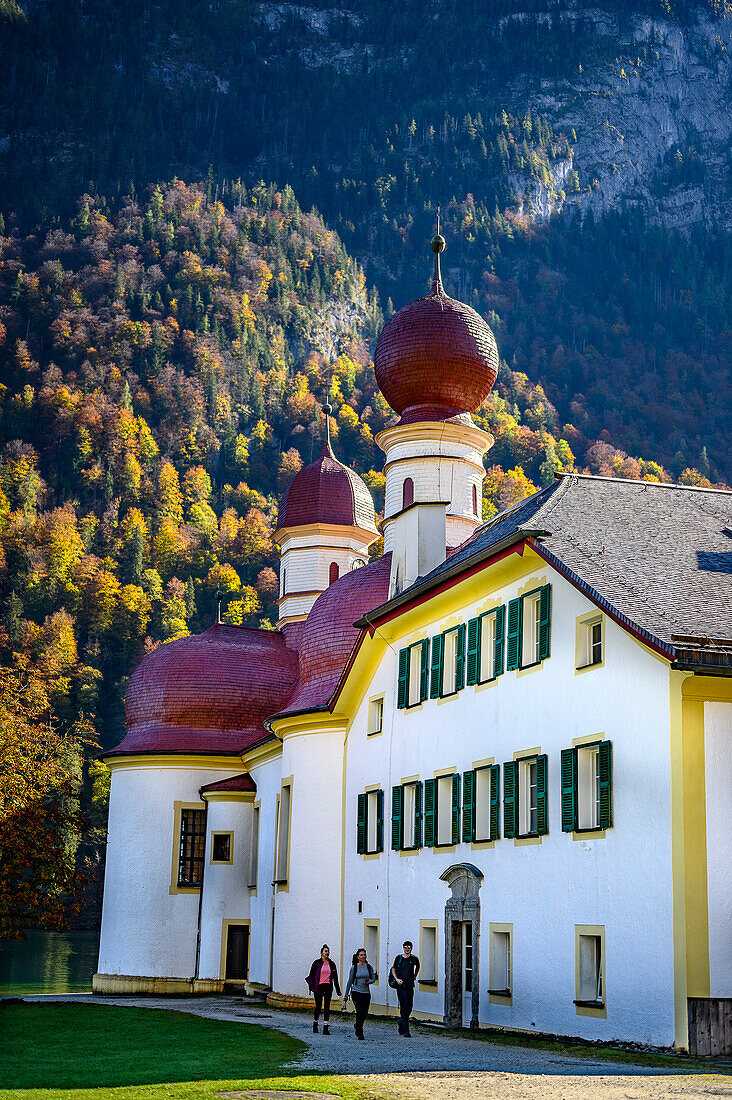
0, 929, 100, 995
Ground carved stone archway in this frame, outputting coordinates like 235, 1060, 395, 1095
439, 863, 483, 1028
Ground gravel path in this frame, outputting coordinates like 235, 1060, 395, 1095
15, 994, 729, 1098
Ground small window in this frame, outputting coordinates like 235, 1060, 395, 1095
472, 483, 478, 516
430, 624, 465, 698
178, 808, 205, 887
281, 568, 286, 596
578, 616, 603, 669
402, 477, 414, 509
397, 640, 429, 710
357, 790, 384, 855
473, 764, 498, 842
519, 757, 538, 836
479, 612, 496, 681
506, 586, 551, 671
248, 805, 260, 888
504, 754, 548, 839
436, 774, 454, 846
442, 627, 459, 696
329, 561, 339, 585
364, 921, 379, 982
402, 781, 419, 849
351, 558, 365, 570
562, 741, 612, 833
420, 923, 438, 983
211, 832, 232, 863
275, 782, 291, 883
489, 928, 511, 995
522, 592, 542, 667
407, 641, 426, 706
576, 932, 604, 1006
368, 696, 384, 736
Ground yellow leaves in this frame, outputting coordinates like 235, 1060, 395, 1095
205, 562, 241, 594
223, 586, 260, 625
256, 258, 273, 298
156, 462, 183, 524
238, 292, 256, 333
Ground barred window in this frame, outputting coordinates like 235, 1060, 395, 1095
178, 809, 205, 887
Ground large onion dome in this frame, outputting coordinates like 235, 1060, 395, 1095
106, 624, 298, 758
374, 232, 499, 419
276, 425, 377, 534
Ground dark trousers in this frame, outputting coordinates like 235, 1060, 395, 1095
351, 990, 370, 1036
397, 983, 414, 1033
313, 983, 332, 1021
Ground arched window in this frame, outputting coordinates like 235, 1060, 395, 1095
472, 484, 478, 516
402, 477, 414, 509
329, 562, 339, 585
281, 568, 286, 596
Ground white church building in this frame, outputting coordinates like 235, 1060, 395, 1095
95, 236, 732, 1056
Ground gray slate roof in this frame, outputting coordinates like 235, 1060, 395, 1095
421, 475, 732, 669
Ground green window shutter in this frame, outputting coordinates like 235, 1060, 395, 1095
538, 584, 552, 661
430, 633, 443, 698
424, 778, 436, 847
561, 747, 577, 832
494, 604, 506, 676
489, 763, 501, 840
419, 638, 430, 702
466, 618, 480, 685
376, 789, 384, 852
506, 598, 522, 671
599, 741, 613, 829
414, 781, 423, 848
397, 648, 409, 709
391, 785, 403, 850
462, 769, 475, 842
503, 760, 518, 839
536, 753, 548, 835
455, 624, 466, 690
451, 772, 461, 844
357, 793, 366, 854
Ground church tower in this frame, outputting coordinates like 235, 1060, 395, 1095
273, 406, 379, 633
374, 226, 499, 594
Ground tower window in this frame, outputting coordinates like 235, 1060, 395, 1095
402, 477, 414, 509
472, 484, 478, 516
329, 562, 339, 585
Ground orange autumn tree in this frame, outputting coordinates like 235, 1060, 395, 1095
0, 666, 95, 938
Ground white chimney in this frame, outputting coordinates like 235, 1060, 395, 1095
388, 501, 448, 598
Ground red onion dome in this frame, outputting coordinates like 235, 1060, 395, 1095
106, 624, 298, 758
374, 236, 499, 418
277, 438, 377, 534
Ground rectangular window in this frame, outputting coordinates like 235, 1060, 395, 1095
398, 641, 429, 709
522, 592, 542, 667
248, 805, 260, 888
474, 765, 499, 842
360, 788, 383, 854
368, 696, 384, 735
489, 928, 512, 995
576, 930, 605, 1006
436, 774, 453, 845
479, 612, 496, 681
402, 781, 418, 848
420, 923, 438, 983
211, 832, 232, 863
562, 741, 612, 832
364, 921, 379, 983
442, 627, 458, 695
275, 782, 291, 883
392, 781, 422, 851
505, 754, 548, 839
577, 615, 603, 669
178, 808, 205, 887
408, 643, 422, 706
507, 585, 551, 671
577, 745, 600, 830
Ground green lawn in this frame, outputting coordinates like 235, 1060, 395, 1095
0, 1003, 368, 1100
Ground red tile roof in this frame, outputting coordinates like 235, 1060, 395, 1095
105, 624, 299, 758
276, 553, 392, 717
374, 280, 499, 417
277, 440, 377, 533
200, 772, 257, 794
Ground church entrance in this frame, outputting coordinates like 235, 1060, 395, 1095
224, 924, 249, 980
440, 863, 483, 1029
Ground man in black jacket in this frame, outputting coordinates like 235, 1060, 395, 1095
391, 940, 420, 1036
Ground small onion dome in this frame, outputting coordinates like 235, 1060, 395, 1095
106, 624, 298, 758
374, 243, 499, 419
275, 553, 392, 717
276, 439, 377, 534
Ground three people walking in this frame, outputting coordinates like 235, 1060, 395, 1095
306, 944, 341, 1034
390, 940, 420, 1037
343, 947, 376, 1039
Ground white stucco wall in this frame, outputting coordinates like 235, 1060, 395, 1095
705, 701, 732, 997
97, 761, 238, 979
246, 756, 282, 987
197, 798, 254, 982
272, 724, 346, 999
342, 564, 677, 1045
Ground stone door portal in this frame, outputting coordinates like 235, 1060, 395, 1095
440, 863, 483, 1028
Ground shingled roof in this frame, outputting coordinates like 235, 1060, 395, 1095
373, 475, 732, 673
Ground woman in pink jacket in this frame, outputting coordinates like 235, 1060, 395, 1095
306, 944, 341, 1034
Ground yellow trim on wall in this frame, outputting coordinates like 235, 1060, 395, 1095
571, 732, 606, 748
363, 917, 381, 986
169, 801, 205, 895
488, 922, 513, 1007
275, 775, 293, 893
219, 918, 251, 981
418, 919, 439, 990
681, 693, 710, 999
203, 791, 255, 803
574, 924, 606, 1019
106, 754, 244, 773
209, 831, 234, 865
248, 800, 260, 893
574, 610, 605, 675
242, 740, 282, 768
513, 746, 541, 760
